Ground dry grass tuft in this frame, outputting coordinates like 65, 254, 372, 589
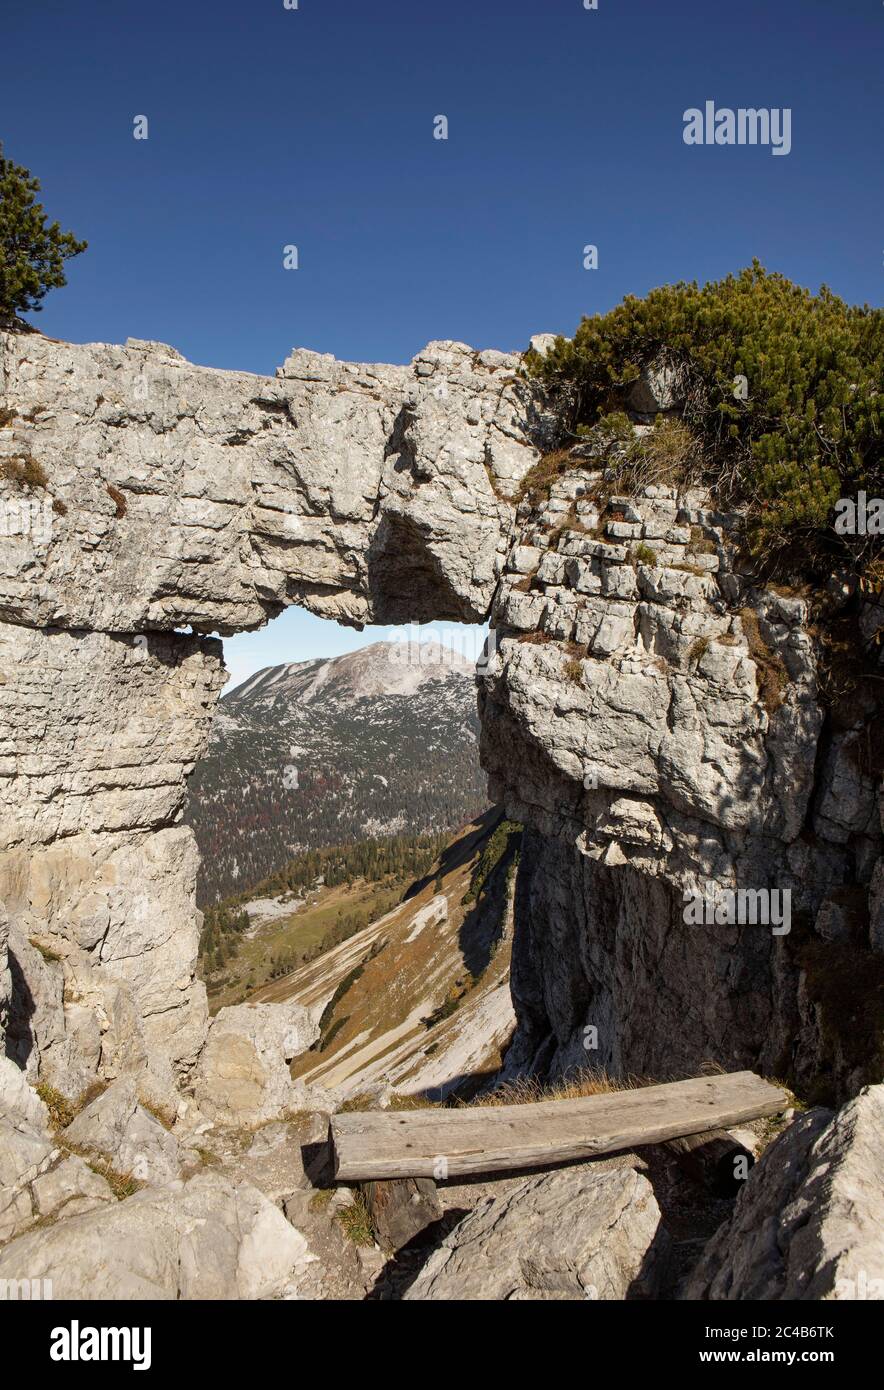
36, 1079, 108, 1131
463, 1067, 654, 1108
105, 483, 127, 517
29, 937, 62, 964
630, 542, 658, 567
517, 449, 573, 505
139, 1096, 177, 1131
562, 657, 584, 684
739, 606, 790, 714
1, 453, 48, 489
687, 635, 710, 666
36, 1083, 75, 1130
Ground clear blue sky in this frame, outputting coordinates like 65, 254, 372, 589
4, 0, 881, 687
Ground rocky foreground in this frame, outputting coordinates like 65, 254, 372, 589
2, 1032, 882, 1300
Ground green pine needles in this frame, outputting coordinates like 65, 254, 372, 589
0, 145, 87, 321
524, 263, 884, 573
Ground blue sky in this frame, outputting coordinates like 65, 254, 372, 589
4, 0, 881, 688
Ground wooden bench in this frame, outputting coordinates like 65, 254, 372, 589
330, 1070, 787, 1181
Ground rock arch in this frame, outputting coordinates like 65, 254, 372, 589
0, 330, 536, 1093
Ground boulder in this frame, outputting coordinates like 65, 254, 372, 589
192, 1001, 319, 1126
0, 1054, 55, 1240
626, 359, 683, 415
0, 1114, 56, 1241
527, 333, 559, 358
404, 1164, 668, 1301
0, 1056, 50, 1133
682, 1085, 884, 1300
31, 1154, 115, 1220
64, 1077, 181, 1184
0, 1172, 314, 1300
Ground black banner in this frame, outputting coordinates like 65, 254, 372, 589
7, 1296, 875, 1375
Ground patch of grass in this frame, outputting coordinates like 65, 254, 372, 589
75, 1080, 108, 1112
563, 657, 583, 684
461, 817, 522, 906
387, 1093, 438, 1111
139, 1096, 177, 1131
517, 448, 574, 505
311, 963, 365, 1051
630, 542, 658, 567
336, 1091, 438, 1116
53, 1126, 142, 1200
1, 453, 48, 489
421, 980, 472, 1030
37, 1078, 109, 1132
687, 525, 717, 557
335, 1190, 375, 1247
463, 1067, 654, 1108
687, 636, 710, 666
83, 1154, 141, 1201
337, 1093, 376, 1113
605, 416, 702, 496
36, 1083, 75, 1130
105, 483, 127, 517
320, 1016, 348, 1050
309, 1188, 334, 1211
739, 606, 790, 714
29, 937, 62, 964
204, 859, 415, 1009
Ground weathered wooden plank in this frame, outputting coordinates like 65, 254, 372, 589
331, 1071, 787, 1180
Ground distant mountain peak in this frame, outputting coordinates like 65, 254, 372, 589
189, 638, 487, 901
226, 639, 475, 708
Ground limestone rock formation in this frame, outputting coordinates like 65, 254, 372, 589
0, 331, 536, 1101
682, 1084, 884, 1300
192, 1000, 319, 1126
480, 466, 883, 1101
0, 334, 535, 633
64, 1077, 182, 1185
404, 1163, 669, 1300
0, 904, 9, 1040
1, 322, 882, 1301
0, 1111, 55, 1241
0, 1054, 50, 1133
30, 1154, 115, 1222
6, 328, 879, 1111
0, 621, 223, 1092
0, 1171, 314, 1299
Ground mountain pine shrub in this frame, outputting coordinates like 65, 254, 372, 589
524, 263, 884, 578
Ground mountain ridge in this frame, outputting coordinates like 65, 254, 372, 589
186, 640, 488, 903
